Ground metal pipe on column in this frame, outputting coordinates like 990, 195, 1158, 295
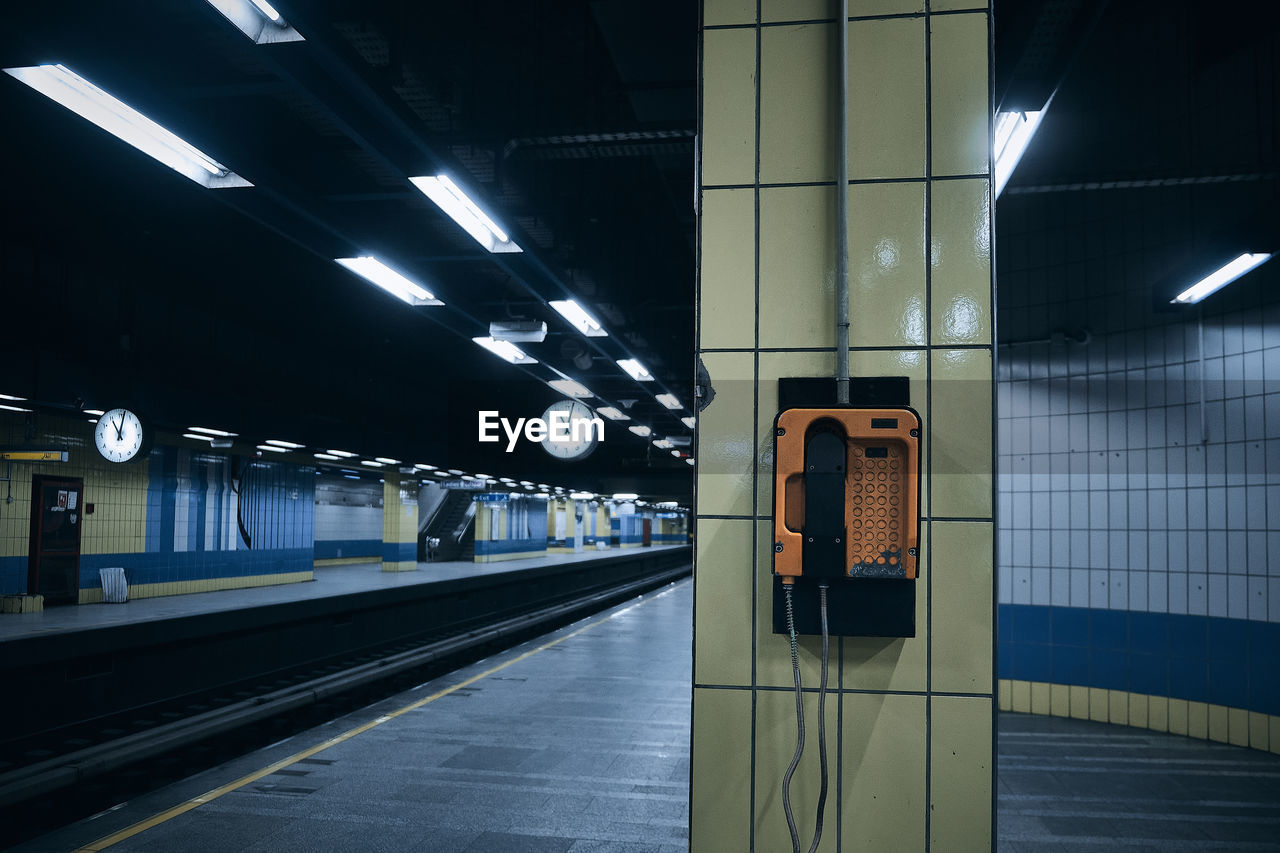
835, 0, 851, 405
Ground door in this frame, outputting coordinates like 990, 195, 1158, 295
641, 517, 652, 547
28, 475, 84, 606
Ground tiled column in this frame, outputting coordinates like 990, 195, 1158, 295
381, 472, 418, 572
693, 1, 994, 850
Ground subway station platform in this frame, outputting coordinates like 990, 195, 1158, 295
18, 578, 693, 853
0, 546, 690, 644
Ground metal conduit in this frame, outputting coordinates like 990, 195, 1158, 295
835, 0, 851, 404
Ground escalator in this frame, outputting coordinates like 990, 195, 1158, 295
418, 490, 476, 562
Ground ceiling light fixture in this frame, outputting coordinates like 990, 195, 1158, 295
4, 65, 251, 188
1171, 253, 1273, 304
361, 460, 384, 467
570, 491, 595, 500
314, 453, 340, 461
686, 458, 695, 466
247, 0, 281, 20
994, 108, 1045, 198
547, 378, 593, 398
612, 492, 638, 500
655, 393, 682, 410
183, 433, 215, 442
653, 438, 674, 449
548, 300, 608, 337
472, 336, 537, 365
83, 408, 104, 416
265, 439, 304, 449
447, 469, 466, 476
204, 0, 305, 43
0, 403, 32, 413
335, 256, 442, 306
596, 406, 630, 421
256, 444, 287, 453
409, 175, 521, 254
616, 358, 654, 382
415, 463, 437, 470
0, 394, 28, 401
327, 449, 356, 458
681, 416, 696, 429
628, 425, 652, 437
375, 457, 400, 465
189, 426, 237, 437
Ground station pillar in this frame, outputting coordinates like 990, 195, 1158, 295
692, 1, 996, 850
382, 472, 418, 572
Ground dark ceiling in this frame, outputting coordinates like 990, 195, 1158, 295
1, 1, 1275, 501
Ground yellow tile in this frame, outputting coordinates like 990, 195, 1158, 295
700, 189, 757, 349
754, 688, 838, 853
1147, 695, 1168, 732
758, 185, 836, 348
1187, 702, 1209, 740
929, 696, 992, 850
1249, 712, 1270, 751
841, 522, 929, 693
1088, 688, 1108, 723
930, 13, 990, 177
1108, 690, 1128, 726
1050, 683, 1070, 717
1010, 680, 1030, 713
1208, 704, 1229, 743
1129, 693, 1148, 730
696, 352, 756, 517
691, 687, 752, 853
1031, 681, 1051, 715
695, 519, 755, 686
930, 179, 991, 346
705, 0, 756, 26
760, 24, 835, 184
931, 0, 984, 10
1228, 707, 1250, 748
929, 349, 993, 518
1270, 716, 1280, 756
847, 18, 926, 179
755, 522, 836, 689
997, 679, 1012, 711
930, 521, 992, 694
841, 692, 927, 851
761, 0, 833, 22
702, 29, 757, 186
849, 182, 928, 347
1168, 698, 1188, 735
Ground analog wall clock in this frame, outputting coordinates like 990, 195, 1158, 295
94, 407, 146, 463
541, 399, 600, 461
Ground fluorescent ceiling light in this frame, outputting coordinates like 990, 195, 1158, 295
548, 300, 607, 337
681, 416, 696, 429
0, 403, 33, 413
88, 418, 98, 424
447, 469, 466, 475
4, 64, 251, 188
473, 336, 537, 365
570, 491, 595, 500
375, 457, 400, 465
612, 492, 638, 500
183, 432, 215, 441
189, 426, 237, 437
548, 379, 593, 398
994, 109, 1045, 198
343, 474, 360, 480
361, 460, 384, 467
433, 471, 449, 477
205, 0, 305, 43
315, 453, 340, 461
535, 492, 550, 499
265, 439, 304, 449
596, 406, 629, 421
1172, 253, 1273, 304
415, 463, 437, 470
655, 393, 681, 410
256, 444, 287, 453
671, 450, 682, 457
474, 473, 493, 480
653, 438, 674, 449
628, 425, 652, 437
409, 175, 521, 254
327, 449, 356, 458
84, 408, 104, 416
686, 458, 695, 465
336, 257, 441, 306
0, 394, 27, 401
616, 359, 653, 382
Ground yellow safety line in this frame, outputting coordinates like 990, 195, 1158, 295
73, 585, 676, 852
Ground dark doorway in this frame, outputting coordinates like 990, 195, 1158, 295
28, 475, 84, 605
641, 518, 652, 548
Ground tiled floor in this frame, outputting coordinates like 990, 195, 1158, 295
18, 579, 693, 853
0, 545, 688, 643
998, 713, 1280, 851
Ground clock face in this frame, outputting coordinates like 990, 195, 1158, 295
541, 399, 599, 461
94, 408, 145, 463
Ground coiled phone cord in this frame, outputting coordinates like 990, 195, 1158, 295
782, 583, 831, 853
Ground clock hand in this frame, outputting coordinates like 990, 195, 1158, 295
115, 415, 125, 441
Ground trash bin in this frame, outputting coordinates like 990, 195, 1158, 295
99, 567, 128, 603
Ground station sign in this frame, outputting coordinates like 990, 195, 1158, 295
475, 493, 510, 503
441, 480, 484, 490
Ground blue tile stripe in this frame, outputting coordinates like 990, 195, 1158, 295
314, 539, 381, 560
476, 538, 547, 556
381, 542, 416, 563
76, 549, 313, 588
998, 603, 1280, 716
